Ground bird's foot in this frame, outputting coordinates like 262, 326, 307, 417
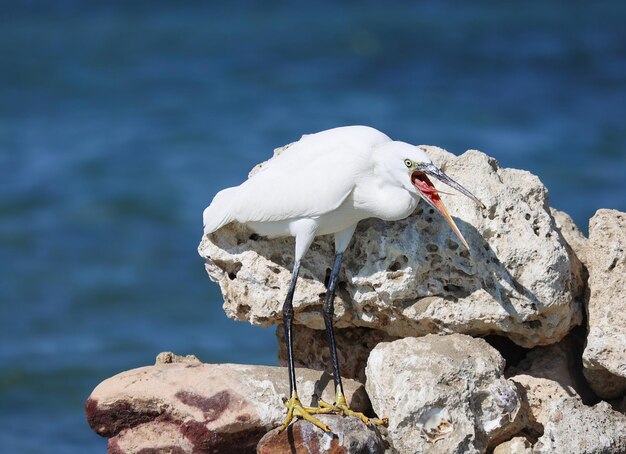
278, 391, 333, 433
318, 389, 388, 427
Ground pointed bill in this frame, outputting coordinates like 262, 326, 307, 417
411, 166, 484, 250
423, 164, 486, 210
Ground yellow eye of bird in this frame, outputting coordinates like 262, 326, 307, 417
404, 159, 412, 168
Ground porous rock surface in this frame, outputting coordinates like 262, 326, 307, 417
506, 336, 593, 438
86, 355, 370, 453
198, 145, 583, 348
365, 334, 524, 454
256, 414, 386, 454
582, 209, 626, 399
532, 398, 626, 454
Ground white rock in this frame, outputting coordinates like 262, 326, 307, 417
493, 436, 532, 454
550, 208, 589, 270
365, 334, 524, 454
532, 398, 626, 454
582, 209, 626, 399
199, 145, 583, 348
550, 208, 588, 301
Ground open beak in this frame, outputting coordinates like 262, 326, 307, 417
411, 164, 485, 250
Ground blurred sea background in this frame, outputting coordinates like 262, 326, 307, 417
1, 1, 625, 452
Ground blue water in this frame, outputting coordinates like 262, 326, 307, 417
1, 1, 625, 452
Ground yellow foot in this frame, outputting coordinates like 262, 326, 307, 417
318, 389, 389, 427
278, 391, 334, 433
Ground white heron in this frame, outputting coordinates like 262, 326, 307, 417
202, 125, 484, 432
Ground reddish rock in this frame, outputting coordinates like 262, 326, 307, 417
107, 421, 194, 454
256, 414, 386, 454
86, 355, 370, 453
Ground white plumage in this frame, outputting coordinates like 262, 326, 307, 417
203, 126, 384, 230
202, 125, 472, 258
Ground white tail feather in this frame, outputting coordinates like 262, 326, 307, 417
203, 187, 237, 234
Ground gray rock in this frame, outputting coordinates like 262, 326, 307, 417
365, 334, 524, 454
532, 398, 626, 454
256, 414, 387, 454
582, 209, 626, 399
550, 208, 588, 299
86, 356, 370, 453
550, 208, 588, 264
199, 145, 583, 348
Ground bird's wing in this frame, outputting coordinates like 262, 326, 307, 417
203, 186, 238, 234
230, 126, 391, 224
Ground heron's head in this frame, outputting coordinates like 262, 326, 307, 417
385, 142, 485, 249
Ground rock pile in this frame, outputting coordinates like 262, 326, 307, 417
87, 144, 626, 453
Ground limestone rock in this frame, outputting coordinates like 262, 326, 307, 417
550, 208, 588, 298
365, 334, 524, 454
582, 209, 626, 399
532, 398, 626, 454
256, 414, 386, 454
199, 146, 583, 348
493, 437, 532, 454
550, 208, 588, 265
276, 324, 397, 382
507, 336, 592, 437
155, 351, 201, 365
86, 358, 370, 453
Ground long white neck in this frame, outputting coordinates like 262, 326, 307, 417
351, 144, 420, 221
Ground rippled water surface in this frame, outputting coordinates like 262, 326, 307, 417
1, 1, 625, 452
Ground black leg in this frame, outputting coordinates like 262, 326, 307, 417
278, 249, 385, 430
282, 260, 301, 396
278, 259, 332, 432
322, 252, 345, 396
